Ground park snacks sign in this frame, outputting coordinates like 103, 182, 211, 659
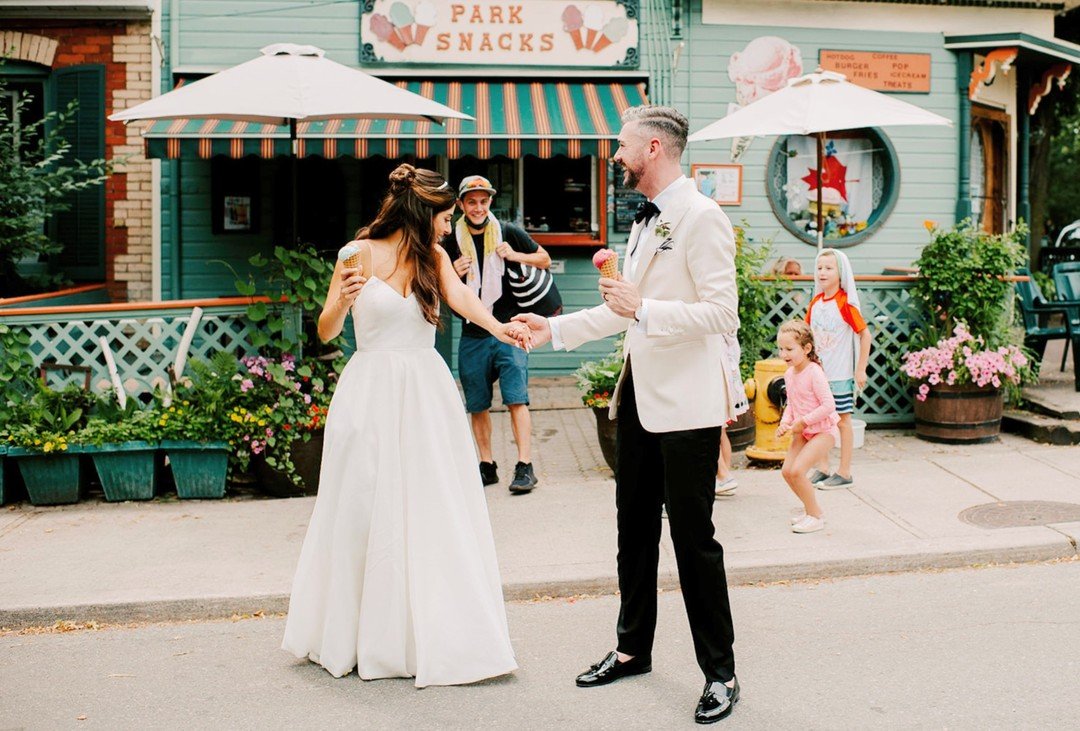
361, 0, 639, 67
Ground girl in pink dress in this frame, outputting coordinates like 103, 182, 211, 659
775, 320, 840, 534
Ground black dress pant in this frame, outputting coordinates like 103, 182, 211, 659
614, 365, 736, 683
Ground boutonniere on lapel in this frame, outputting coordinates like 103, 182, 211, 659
653, 220, 671, 239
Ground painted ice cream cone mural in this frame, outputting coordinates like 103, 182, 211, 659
583, 5, 604, 50
562, 5, 584, 49
390, 2, 415, 45
370, 13, 406, 51
414, 0, 436, 45
593, 16, 628, 52
726, 36, 803, 161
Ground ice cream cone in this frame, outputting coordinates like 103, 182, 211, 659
398, 24, 415, 45
570, 29, 584, 49
599, 257, 619, 279
585, 28, 598, 49
338, 243, 362, 270
593, 35, 613, 52
415, 24, 431, 44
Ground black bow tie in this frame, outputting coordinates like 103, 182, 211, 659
634, 200, 660, 224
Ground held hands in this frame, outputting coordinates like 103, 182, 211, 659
511, 313, 552, 349
339, 265, 367, 308
599, 277, 640, 319
496, 321, 534, 351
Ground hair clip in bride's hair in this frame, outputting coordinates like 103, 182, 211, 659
436, 181, 450, 190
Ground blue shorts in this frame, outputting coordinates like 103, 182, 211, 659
829, 378, 855, 414
458, 335, 530, 413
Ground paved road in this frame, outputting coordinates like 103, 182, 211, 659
3, 560, 1078, 729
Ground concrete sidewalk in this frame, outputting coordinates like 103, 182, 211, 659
1, 408, 1078, 629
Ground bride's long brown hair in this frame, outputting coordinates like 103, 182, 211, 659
354, 164, 455, 326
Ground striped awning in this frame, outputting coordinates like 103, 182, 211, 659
142, 80, 648, 160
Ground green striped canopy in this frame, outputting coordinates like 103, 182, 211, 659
142, 80, 648, 160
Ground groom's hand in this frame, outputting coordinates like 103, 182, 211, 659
599, 277, 641, 319
511, 313, 552, 348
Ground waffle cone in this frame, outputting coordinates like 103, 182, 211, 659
342, 254, 361, 269
599, 257, 619, 279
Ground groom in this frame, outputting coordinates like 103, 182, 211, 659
514, 105, 741, 723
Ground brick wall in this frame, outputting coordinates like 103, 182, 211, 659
2, 21, 154, 302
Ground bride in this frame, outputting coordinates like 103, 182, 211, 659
281, 165, 528, 687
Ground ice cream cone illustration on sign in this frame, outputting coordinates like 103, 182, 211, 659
414, 0, 437, 45
390, 2, 415, 45
593, 16, 628, 52
370, 13, 406, 51
583, 6, 604, 50
562, 5, 584, 50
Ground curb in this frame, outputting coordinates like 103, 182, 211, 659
3, 540, 1075, 630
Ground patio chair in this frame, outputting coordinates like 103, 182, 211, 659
1050, 261, 1080, 368
1014, 268, 1076, 372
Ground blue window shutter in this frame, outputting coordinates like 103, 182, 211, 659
50, 64, 106, 281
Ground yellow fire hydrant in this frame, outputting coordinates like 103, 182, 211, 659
744, 358, 791, 462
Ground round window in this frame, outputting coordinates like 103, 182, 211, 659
765, 127, 899, 248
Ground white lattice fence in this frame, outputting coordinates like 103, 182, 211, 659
0, 301, 298, 397
757, 279, 920, 425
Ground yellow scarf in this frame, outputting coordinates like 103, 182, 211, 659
455, 213, 505, 311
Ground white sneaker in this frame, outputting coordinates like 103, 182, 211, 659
791, 514, 825, 533
715, 476, 738, 496
789, 507, 807, 525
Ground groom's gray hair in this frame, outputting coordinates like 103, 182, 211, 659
621, 105, 689, 157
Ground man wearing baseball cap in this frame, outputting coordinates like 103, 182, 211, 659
441, 175, 561, 494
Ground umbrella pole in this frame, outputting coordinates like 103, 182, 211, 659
816, 132, 824, 251
290, 118, 299, 246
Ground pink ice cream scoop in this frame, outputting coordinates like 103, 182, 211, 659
592, 248, 619, 279
563, 5, 584, 50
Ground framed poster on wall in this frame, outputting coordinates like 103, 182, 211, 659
691, 163, 743, 206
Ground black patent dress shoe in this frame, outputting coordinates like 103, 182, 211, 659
575, 650, 651, 687
694, 677, 740, 724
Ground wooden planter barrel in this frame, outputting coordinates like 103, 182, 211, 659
727, 410, 756, 452
913, 384, 1004, 444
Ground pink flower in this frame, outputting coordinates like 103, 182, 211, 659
240, 379, 254, 393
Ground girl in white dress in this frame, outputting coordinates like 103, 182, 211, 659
281, 165, 528, 687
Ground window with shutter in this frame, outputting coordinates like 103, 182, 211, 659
49, 64, 106, 281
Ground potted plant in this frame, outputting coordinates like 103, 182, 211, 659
904, 220, 1033, 442
234, 353, 339, 497
3, 383, 97, 505
573, 335, 624, 473
159, 354, 244, 499
78, 404, 164, 502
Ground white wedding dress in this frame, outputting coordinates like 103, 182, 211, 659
281, 277, 517, 687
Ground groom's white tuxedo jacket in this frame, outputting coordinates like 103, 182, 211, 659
554, 177, 740, 433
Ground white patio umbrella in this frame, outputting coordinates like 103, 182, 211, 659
110, 43, 473, 243
688, 69, 953, 249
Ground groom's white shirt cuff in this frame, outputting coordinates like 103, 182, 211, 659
550, 317, 565, 351
549, 300, 648, 352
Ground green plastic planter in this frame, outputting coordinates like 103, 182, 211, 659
162, 440, 229, 499
8, 446, 83, 506
84, 442, 161, 502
